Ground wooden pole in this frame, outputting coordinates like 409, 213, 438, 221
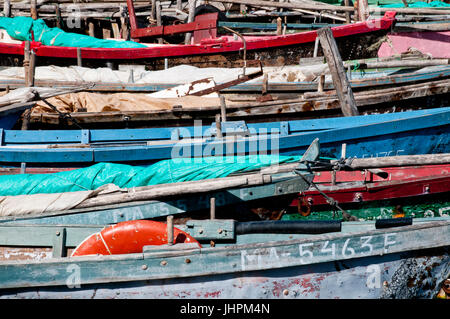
276, 17, 282, 36
344, 0, 351, 23
347, 59, 449, 69
331, 154, 450, 169
184, 0, 197, 45
22, 41, 35, 131
55, 4, 62, 29
3, 0, 11, 17
29, 50, 36, 87
30, 0, 37, 20
88, 21, 95, 37
317, 27, 358, 117
127, 0, 139, 31
156, 1, 163, 44
220, 95, 227, 122
215, 113, 223, 138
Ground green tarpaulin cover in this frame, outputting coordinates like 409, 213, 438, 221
0, 16, 146, 48
0, 155, 301, 197
318, 0, 449, 7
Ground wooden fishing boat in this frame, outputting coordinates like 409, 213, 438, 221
0, 12, 397, 69
0, 107, 448, 169
17, 64, 450, 129
0, 141, 448, 299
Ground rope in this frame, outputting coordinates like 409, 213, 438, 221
294, 168, 359, 222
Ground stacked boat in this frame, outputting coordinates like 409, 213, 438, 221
0, 0, 449, 300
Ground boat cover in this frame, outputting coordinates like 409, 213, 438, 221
0, 156, 301, 197
0, 157, 302, 216
0, 16, 146, 48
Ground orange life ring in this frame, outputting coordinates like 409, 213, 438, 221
71, 220, 201, 257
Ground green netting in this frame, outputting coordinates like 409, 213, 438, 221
0, 155, 302, 196
0, 16, 146, 48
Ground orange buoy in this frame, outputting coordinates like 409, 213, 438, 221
71, 220, 201, 257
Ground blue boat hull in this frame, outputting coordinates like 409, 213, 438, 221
0, 108, 448, 167
0, 113, 20, 130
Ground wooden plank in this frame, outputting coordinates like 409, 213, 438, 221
317, 27, 358, 117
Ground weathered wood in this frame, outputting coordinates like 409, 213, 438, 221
317, 27, 358, 117
357, 0, 369, 22
55, 4, 62, 29
317, 74, 325, 92
394, 22, 450, 32
151, 0, 156, 21
156, 0, 163, 44
216, 0, 450, 14
344, 0, 351, 23
184, 0, 197, 45
74, 174, 272, 210
216, 0, 355, 12
111, 22, 121, 39
0, 220, 448, 290
23, 42, 31, 87
335, 153, 450, 169
210, 197, 216, 220
52, 228, 66, 258
347, 59, 449, 69
276, 17, 282, 35
26, 78, 450, 125
215, 113, 223, 138
220, 95, 227, 122
30, 0, 37, 19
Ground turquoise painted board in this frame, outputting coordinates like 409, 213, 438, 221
0, 219, 448, 299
